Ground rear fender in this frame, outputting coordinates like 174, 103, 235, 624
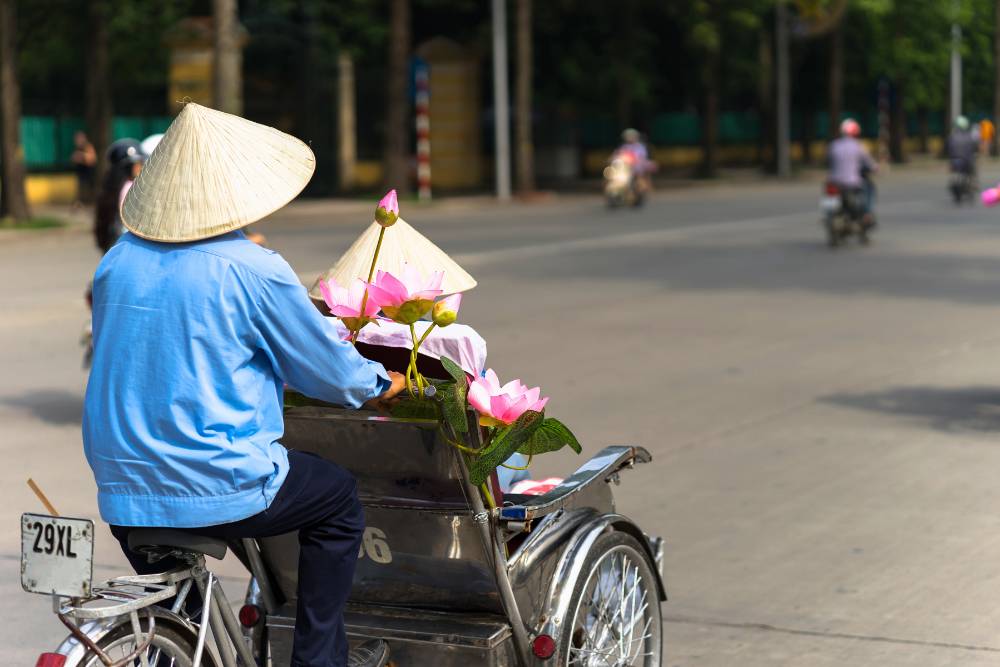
50, 607, 199, 666
535, 513, 666, 644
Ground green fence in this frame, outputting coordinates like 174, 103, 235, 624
22, 116, 173, 170
583, 109, 953, 148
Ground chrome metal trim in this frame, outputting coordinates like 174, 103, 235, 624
536, 513, 666, 645
650, 535, 665, 578
456, 452, 532, 667
62, 584, 178, 620
500, 446, 652, 521
241, 538, 279, 613
211, 578, 258, 667
54, 607, 198, 666
128, 610, 151, 667
285, 402, 438, 427
191, 572, 214, 667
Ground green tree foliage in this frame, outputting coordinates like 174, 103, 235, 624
19, 0, 194, 113
10, 0, 1000, 171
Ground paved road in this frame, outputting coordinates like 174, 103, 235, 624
6, 165, 1000, 664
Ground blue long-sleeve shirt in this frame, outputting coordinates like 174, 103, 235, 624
83, 231, 390, 528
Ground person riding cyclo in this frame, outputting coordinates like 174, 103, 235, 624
82, 103, 404, 667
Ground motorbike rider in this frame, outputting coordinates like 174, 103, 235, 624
947, 115, 978, 181
828, 118, 878, 226
613, 128, 654, 192
93, 138, 145, 253
83, 104, 403, 667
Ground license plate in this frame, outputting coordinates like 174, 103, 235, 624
820, 196, 841, 212
21, 513, 94, 597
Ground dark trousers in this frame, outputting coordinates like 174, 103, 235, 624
111, 450, 365, 667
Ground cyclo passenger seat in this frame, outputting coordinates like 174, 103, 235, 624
128, 529, 228, 564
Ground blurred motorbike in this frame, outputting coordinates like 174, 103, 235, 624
820, 180, 873, 247
604, 151, 646, 208
949, 167, 976, 205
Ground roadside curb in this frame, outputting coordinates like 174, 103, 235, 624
0, 158, 975, 245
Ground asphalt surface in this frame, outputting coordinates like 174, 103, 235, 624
5, 165, 1000, 664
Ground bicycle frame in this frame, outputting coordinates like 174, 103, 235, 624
55, 557, 254, 667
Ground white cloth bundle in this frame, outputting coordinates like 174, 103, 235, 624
328, 319, 487, 378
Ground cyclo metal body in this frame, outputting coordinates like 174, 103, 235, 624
251, 402, 667, 666
34, 402, 666, 666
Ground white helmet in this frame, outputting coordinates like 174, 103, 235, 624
141, 133, 164, 157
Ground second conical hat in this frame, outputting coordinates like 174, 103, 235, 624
309, 217, 477, 301
122, 103, 315, 242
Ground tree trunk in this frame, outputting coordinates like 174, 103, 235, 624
758, 28, 774, 171
337, 53, 357, 192
212, 0, 242, 115
801, 110, 813, 164
889, 81, 906, 163
297, 0, 319, 189
384, 0, 411, 193
917, 108, 929, 153
700, 55, 720, 177
85, 0, 111, 184
827, 20, 843, 141
0, 0, 28, 222
514, 0, 534, 193
615, 0, 638, 128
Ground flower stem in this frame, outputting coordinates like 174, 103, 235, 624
351, 225, 387, 345
499, 453, 534, 471
404, 363, 414, 397
408, 323, 425, 395
480, 483, 497, 511
439, 427, 479, 454
417, 323, 436, 347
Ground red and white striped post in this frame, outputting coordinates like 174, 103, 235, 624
414, 63, 432, 201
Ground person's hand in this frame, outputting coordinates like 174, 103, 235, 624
363, 371, 406, 412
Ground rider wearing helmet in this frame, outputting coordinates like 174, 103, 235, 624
828, 118, 878, 225
618, 128, 648, 165
947, 115, 978, 178
613, 128, 655, 195
94, 139, 147, 253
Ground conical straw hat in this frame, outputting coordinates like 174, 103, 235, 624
122, 103, 315, 242
309, 217, 477, 301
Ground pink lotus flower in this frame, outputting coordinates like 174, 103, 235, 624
366, 264, 443, 324
468, 369, 549, 426
375, 189, 399, 227
318, 277, 381, 333
432, 293, 462, 327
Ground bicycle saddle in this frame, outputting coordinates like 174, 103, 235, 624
128, 529, 228, 561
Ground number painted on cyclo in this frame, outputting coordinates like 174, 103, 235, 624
357, 527, 392, 564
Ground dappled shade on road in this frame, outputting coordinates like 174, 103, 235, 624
823, 386, 1000, 434
3, 389, 83, 425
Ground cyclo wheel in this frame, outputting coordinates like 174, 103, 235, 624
559, 532, 662, 666
79, 618, 216, 667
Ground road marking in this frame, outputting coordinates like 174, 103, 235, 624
664, 614, 1000, 653
447, 199, 933, 268
296, 198, 934, 281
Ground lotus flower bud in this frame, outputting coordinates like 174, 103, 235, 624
432, 294, 462, 327
375, 189, 399, 227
